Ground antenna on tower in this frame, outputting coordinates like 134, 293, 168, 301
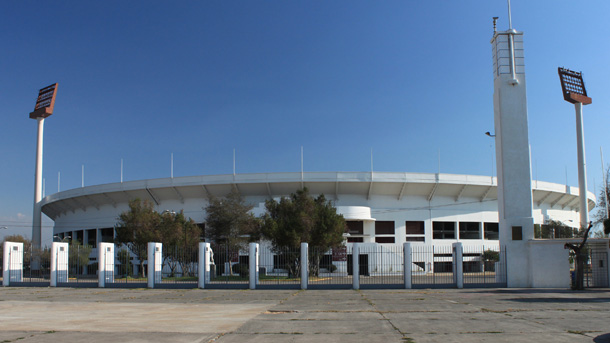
493, 17, 499, 34
507, 0, 513, 30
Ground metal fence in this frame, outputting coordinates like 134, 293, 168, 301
584, 250, 609, 288
411, 245, 455, 288
159, 246, 198, 288
258, 246, 301, 289
112, 247, 147, 287
206, 244, 248, 289
14, 247, 51, 286
1, 242, 518, 290
308, 246, 352, 289
462, 245, 507, 288
60, 245, 97, 287
359, 244, 404, 289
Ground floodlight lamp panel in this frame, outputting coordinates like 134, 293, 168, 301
558, 67, 591, 104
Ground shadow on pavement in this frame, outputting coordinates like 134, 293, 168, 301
594, 333, 610, 343
503, 297, 610, 303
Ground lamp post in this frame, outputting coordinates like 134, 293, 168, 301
53, 235, 71, 243
558, 68, 592, 230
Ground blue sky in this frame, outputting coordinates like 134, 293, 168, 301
1, 1, 609, 242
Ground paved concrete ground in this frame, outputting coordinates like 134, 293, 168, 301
0, 287, 609, 342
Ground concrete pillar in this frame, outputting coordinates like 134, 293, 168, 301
98, 242, 114, 288
300, 242, 308, 290
50, 242, 69, 287
453, 242, 463, 289
198, 242, 211, 289
491, 29, 535, 288
249, 243, 259, 290
3, 242, 24, 286
147, 242, 162, 288
403, 242, 412, 289
353, 243, 360, 290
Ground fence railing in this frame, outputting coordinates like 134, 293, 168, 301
307, 246, 352, 289
1, 241, 517, 290
205, 244, 248, 289
359, 244, 404, 289
462, 245, 507, 288
411, 244, 455, 288
159, 246, 199, 287
61, 245, 97, 287
258, 246, 301, 289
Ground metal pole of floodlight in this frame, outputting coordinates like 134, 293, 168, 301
558, 67, 592, 230
30, 83, 58, 250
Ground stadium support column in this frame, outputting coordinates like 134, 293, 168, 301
491, 24, 534, 287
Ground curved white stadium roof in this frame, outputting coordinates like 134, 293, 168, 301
40, 172, 596, 221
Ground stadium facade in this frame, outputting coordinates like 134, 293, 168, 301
40, 171, 594, 250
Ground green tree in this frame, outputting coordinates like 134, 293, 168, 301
69, 240, 92, 275
159, 210, 201, 277
1, 235, 33, 267
115, 199, 160, 277
205, 189, 260, 247
117, 248, 132, 277
260, 188, 346, 277
564, 222, 594, 290
593, 166, 609, 235
205, 189, 259, 276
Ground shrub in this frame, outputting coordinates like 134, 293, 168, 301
232, 263, 249, 277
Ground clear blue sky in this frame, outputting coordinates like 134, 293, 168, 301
1, 1, 609, 243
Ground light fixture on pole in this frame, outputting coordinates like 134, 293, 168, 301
558, 67, 592, 230
30, 83, 58, 250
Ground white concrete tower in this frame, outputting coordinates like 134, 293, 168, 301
491, 18, 534, 287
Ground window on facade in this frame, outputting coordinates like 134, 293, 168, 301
87, 229, 96, 246
346, 221, 364, 243
406, 236, 425, 242
197, 223, 206, 241
484, 222, 499, 240
433, 222, 455, 239
375, 221, 394, 235
375, 236, 395, 244
405, 221, 425, 235
374, 221, 395, 244
75, 230, 84, 244
347, 221, 364, 235
459, 222, 481, 239
100, 228, 114, 243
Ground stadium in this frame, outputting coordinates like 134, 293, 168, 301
40, 171, 594, 251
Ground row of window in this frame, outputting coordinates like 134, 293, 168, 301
346, 220, 500, 243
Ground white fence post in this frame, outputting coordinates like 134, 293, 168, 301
3, 242, 24, 286
249, 243, 259, 290
147, 242, 162, 288
98, 243, 114, 288
301, 242, 308, 290
403, 242, 412, 289
198, 242, 210, 289
353, 243, 360, 290
453, 242, 463, 289
50, 242, 69, 287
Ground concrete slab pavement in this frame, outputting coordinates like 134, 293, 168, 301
0, 287, 608, 342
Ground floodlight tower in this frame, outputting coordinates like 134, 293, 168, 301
29, 83, 58, 250
490, 11, 534, 287
558, 68, 592, 230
